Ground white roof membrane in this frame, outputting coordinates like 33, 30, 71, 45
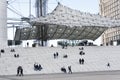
15, 3, 120, 41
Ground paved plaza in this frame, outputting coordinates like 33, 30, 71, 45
0, 71, 120, 80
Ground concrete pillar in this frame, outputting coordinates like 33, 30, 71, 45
0, 0, 7, 47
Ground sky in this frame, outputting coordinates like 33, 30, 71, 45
7, 0, 101, 45
7, 0, 99, 18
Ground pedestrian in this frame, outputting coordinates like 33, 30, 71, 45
79, 59, 82, 64
107, 62, 110, 67
53, 53, 56, 59
56, 52, 59, 57
17, 66, 20, 76
20, 67, 23, 76
27, 42, 29, 47
68, 66, 72, 74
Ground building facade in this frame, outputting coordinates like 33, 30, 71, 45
100, 0, 120, 46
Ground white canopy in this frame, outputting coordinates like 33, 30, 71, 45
15, 3, 120, 40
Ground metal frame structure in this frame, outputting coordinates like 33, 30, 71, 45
14, 3, 120, 42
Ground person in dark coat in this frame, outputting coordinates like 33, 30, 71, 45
56, 52, 59, 57
17, 66, 20, 76
79, 59, 82, 64
34, 63, 38, 70
79, 51, 83, 55
53, 53, 56, 59
20, 67, 23, 76
27, 42, 29, 47
107, 62, 110, 67
68, 66, 72, 74
61, 67, 66, 73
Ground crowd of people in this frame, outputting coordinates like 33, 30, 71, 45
79, 47, 85, 65
0, 46, 112, 76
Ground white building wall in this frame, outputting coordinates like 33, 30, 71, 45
0, 0, 7, 47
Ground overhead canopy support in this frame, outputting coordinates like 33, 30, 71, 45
15, 3, 120, 41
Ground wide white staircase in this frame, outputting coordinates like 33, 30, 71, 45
0, 46, 120, 75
